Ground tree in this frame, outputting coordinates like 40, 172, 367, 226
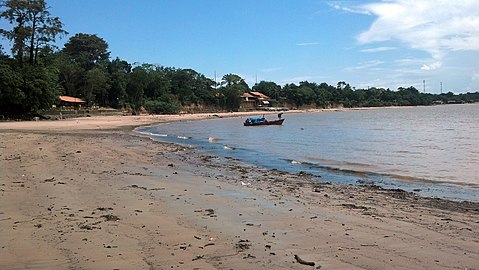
107, 57, 130, 108
0, 58, 23, 113
63, 33, 110, 70
0, 0, 67, 66
84, 67, 110, 106
252, 81, 281, 100
221, 73, 249, 89
222, 84, 243, 111
126, 66, 148, 113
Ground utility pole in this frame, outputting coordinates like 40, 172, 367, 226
440, 82, 443, 94
423, 80, 426, 93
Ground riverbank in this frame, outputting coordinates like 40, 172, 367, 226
1, 114, 478, 269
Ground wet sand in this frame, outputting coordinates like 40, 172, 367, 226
1, 114, 478, 269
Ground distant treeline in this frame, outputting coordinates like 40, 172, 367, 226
1, 0, 478, 116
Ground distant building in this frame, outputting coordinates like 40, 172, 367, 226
241, 91, 271, 109
58, 96, 86, 108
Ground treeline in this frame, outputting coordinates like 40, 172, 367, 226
1, 0, 478, 116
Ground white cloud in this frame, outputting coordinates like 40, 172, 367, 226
296, 42, 321, 46
328, 2, 371, 15
421, 62, 442, 71
279, 75, 326, 85
472, 72, 479, 81
357, 0, 479, 60
361, 46, 397, 53
345, 60, 384, 71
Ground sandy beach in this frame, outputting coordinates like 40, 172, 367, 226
1, 114, 478, 270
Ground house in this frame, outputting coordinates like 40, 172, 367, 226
59, 96, 86, 108
241, 91, 271, 109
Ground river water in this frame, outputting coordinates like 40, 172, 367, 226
136, 104, 479, 201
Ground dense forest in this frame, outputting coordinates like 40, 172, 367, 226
1, 0, 478, 117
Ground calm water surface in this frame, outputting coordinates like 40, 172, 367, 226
136, 104, 479, 201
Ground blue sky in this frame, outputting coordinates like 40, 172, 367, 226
2, 0, 479, 93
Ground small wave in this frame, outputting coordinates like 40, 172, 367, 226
177, 136, 192, 140
223, 145, 235, 150
291, 160, 302, 164
135, 130, 167, 137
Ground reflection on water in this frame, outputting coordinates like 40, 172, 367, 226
136, 104, 479, 201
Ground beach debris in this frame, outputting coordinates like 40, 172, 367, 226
208, 137, 218, 143
342, 203, 369, 210
294, 254, 315, 266
150, 187, 165, 191
130, 184, 147, 190
43, 177, 55, 182
243, 254, 256, 259
241, 181, 251, 186
79, 224, 94, 230
101, 214, 120, 221
235, 239, 251, 251
192, 255, 204, 261
195, 209, 216, 217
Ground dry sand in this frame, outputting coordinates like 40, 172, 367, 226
1, 114, 478, 270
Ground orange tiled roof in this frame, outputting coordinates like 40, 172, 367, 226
250, 91, 270, 99
59, 96, 86, 103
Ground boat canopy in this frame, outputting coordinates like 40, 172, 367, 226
246, 117, 265, 122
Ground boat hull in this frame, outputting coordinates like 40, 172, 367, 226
244, 119, 284, 126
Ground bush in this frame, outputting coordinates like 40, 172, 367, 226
144, 99, 181, 114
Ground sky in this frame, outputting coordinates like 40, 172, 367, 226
1, 0, 479, 93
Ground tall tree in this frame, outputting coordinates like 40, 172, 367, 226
107, 57, 131, 108
221, 73, 249, 89
0, 0, 67, 66
63, 33, 110, 70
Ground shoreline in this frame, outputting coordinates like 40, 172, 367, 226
1, 113, 479, 269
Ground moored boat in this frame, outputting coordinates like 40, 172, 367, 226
243, 117, 284, 126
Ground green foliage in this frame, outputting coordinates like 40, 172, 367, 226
107, 58, 130, 108
144, 99, 181, 114
0, 0, 67, 66
221, 84, 244, 112
252, 81, 281, 99
0, 60, 24, 113
1, 1, 479, 116
63, 33, 110, 70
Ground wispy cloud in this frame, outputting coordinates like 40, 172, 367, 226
360, 46, 397, 53
421, 62, 442, 71
357, 0, 479, 60
327, 2, 371, 15
279, 75, 326, 85
345, 60, 384, 71
296, 42, 321, 46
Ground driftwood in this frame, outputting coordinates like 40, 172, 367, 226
294, 254, 315, 266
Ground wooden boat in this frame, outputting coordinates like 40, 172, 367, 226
244, 117, 284, 126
